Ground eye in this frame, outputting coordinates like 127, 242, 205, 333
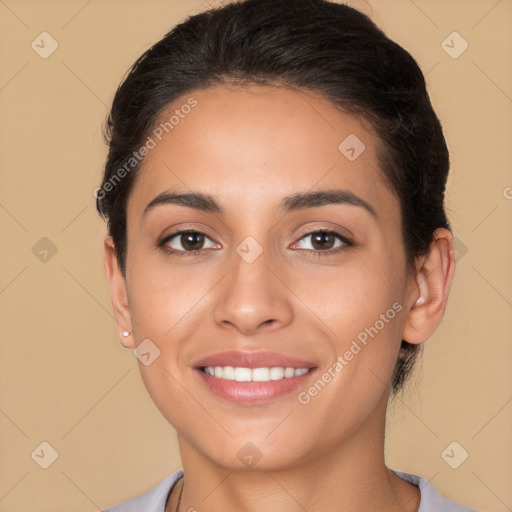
159, 230, 220, 256
158, 228, 352, 259
292, 229, 352, 256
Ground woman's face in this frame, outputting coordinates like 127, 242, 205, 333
118, 84, 418, 469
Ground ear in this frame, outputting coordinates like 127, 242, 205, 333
103, 235, 134, 348
402, 228, 456, 344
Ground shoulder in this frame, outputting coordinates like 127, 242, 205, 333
393, 470, 478, 512
101, 469, 184, 512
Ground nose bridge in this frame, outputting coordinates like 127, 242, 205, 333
212, 236, 293, 333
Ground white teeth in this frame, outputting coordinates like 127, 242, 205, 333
284, 367, 295, 378
252, 367, 270, 381
234, 367, 252, 381
270, 367, 284, 380
222, 366, 235, 380
202, 366, 310, 382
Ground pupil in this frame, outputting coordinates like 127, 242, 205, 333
312, 232, 334, 250
183, 232, 204, 251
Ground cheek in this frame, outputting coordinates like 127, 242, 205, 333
293, 249, 405, 336
125, 263, 204, 426
293, 273, 405, 444
137, 362, 202, 439
298, 248, 407, 389
126, 254, 210, 338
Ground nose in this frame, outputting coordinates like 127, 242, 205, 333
213, 245, 294, 336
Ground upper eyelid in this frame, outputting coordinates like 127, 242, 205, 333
291, 230, 352, 250
294, 225, 352, 242
160, 229, 219, 248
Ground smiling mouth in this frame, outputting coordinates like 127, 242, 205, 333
201, 366, 312, 382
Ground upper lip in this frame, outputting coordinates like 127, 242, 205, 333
193, 350, 316, 369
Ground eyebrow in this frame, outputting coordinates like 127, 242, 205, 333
143, 189, 377, 218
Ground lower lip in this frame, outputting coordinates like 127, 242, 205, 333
195, 368, 315, 405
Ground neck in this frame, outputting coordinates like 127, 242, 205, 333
168, 398, 420, 512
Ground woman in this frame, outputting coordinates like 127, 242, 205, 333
96, 0, 477, 510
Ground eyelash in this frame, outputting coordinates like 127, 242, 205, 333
158, 229, 353, 259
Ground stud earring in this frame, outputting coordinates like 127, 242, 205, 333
415, 296, 425, 306
122, 330, 130, 337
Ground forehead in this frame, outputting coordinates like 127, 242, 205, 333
127, 84, 395, 220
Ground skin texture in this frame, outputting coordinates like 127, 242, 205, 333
103, 84, 455, 512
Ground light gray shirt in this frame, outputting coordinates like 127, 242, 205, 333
102, 469, 478, 511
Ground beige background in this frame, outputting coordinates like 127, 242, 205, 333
0, 0, 511, 511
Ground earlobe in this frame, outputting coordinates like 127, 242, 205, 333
402, 228, 456, 345
103, 236, 134, 348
